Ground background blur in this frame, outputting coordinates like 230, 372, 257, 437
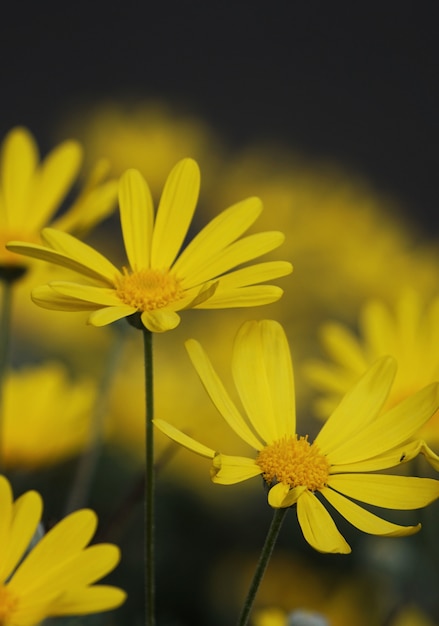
1, 3, 439, 626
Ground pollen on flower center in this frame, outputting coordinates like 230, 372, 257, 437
115, 267, 184, 311
0, 585, 19, 623
256, 435, 330, 491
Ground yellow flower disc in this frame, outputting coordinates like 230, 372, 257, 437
115, 267, 183, 311
257, 435, 330, 491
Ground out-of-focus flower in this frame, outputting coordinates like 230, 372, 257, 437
0, 126, 117, 276
8, 159, 292, 332
0, 475, 126, 625
156, 319, 439, 554
390, 606, 436, 626
2, 361, 95, 469
60, 100, 221, 194
304, 290, 439, 445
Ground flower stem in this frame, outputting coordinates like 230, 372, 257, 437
237, 507, 288, 626
0, 279, 13, 466
143, 327, 155, 626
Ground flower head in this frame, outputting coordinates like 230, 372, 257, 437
155, 320, 439, 554
7, 159, 292, 332
0, 475, 125, 625
304, 290, 439, 444
0, 126, 117, 277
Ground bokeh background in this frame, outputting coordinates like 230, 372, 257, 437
1, 3, 439, 625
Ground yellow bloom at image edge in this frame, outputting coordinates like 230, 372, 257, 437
155, 319, 439, 554
0, 476, 126, 625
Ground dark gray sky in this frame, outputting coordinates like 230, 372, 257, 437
1, 2, 438, 230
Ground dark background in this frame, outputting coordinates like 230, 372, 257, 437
1, 1, 438, 230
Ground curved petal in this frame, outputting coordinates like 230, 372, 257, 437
210, 261, 293, 290
30, 140, 82, 231
172, 196, 263, 277
88, 306, 137, 326
153, 418, 216, 458
315, 356, 396, 456
1, 127, 37, 228
140, 309, 181, 332
328, 473, 439, 510
268, 483, 306, 508
232, 320, 296, 443
119, 169, 153, 270
327, 382, 439, 465
211, 453, 262, 484
179, 231, 286, 288
329, 439, 425, 473
185, 338, 263, 450
151, 158, 200, 268
321, 487, 421, 536
197, 285, 285, 308
296, 490, 351, 554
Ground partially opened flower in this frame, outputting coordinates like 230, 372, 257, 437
155, 320, 439, 554
0, 475, 126, 625
7, 159, 292, 332
0, 126, 117, 277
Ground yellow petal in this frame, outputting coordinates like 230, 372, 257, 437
232, 320, 296, 443
268, 483, 306, 508
328, 382, 439, 465
319, 322, 368, 372
315, 356, 396, 456
88, 306, 137, 326
211, 453, 262, 484
10, 509, 98, 592
172, 196, 263, 278
49, 282, 122, 306
1, 127, 37, 228
321, 487, 421, 536
119, 169, 153, 270
185, 338, 263, 450
296, 490, 351, 554
178, 231, 286, 288
211, 261, 293, 290
3, 491, 43, 582
0, 476, 13, 578
29, 140, 82, 231
198, 285, 285, 308
31, 285, 104, 311
49, 585, 127, 614
140, 309, 181, 332
329, 440, 425, 473
151, 158, 200, 268
328, 473, 439, 509
153, 418, 215, 458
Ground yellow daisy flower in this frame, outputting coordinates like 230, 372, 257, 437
0, 126, 117, 275
0, 475, 126, 625
304, 290, 439, 443
7, 159, 292, 332
155, 320, 439, 554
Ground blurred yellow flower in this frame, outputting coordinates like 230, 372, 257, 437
0, 475, 126, 625
304, 290, 439, 444
2, 362, 95, 469
156, 320, 439, 554
8, 159, 292, 332
0, 126, 117, 274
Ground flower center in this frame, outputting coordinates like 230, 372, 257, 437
256, 435, 330, 491
115, 267, 184, 312
0, 585, 19, 624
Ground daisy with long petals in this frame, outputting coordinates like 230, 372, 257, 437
0, 126, 117, 276
0, 475, 125, 625
7, 159, 292, 332
155, 319, 439, 554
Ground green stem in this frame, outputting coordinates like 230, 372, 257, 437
0, 279, 13, 466
64, 324, 127, 514
143, 327, 155, 626
237, 507, 288, 626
